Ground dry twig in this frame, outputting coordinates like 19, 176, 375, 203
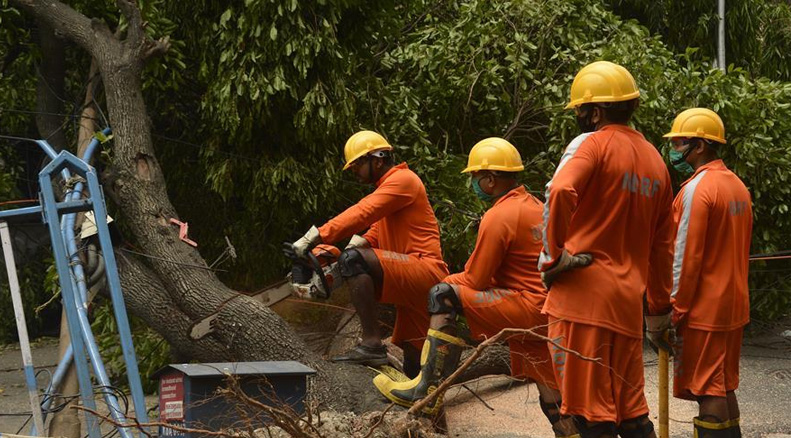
72, 405, 236, 438
362, 403, 395, 438
408, 325, 601, 416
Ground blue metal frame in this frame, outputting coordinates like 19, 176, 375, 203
1, 130, 148, 438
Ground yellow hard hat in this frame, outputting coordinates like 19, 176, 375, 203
342, 130, 393, 170
565, 61, 640, 109
461, 137, 524, 173
663, 108, 727, 144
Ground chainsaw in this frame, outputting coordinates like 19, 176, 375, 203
189, 243, 344, 340
282, 243, 344, 300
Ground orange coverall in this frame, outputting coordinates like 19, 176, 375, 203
539, 125, 675, 423
444, 186, 557, 386
318, 163, 448, 350
670, 159, 752, 400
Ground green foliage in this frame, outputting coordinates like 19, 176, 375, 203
91, 300, 170, 394
151, 0, 791, 317
0, 251, 56, 343
3, 0, 791, 360
606, 0, 791, 81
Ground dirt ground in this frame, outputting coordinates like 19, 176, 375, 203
1, 327, 790, 438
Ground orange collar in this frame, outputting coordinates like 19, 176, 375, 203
682, 159, 727, 187
376, 162, 408, 187
492, 185, 526, 207
599, 123, 641, 137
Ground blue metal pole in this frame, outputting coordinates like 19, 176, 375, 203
33, 133, 92, 434
64, 267, 135, 438
34, 140, 72, 190
38, 169, 101, 438
33, 140, 58, 160
55, 146, 134, 438
36, 129, 111, 414
38, 344, 72, 415
85, 169, 150, 429
82, 128, 112, 162
79, 129, 150, 429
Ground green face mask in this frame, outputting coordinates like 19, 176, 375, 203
669, 148, 694, 174
472, 177, 496, 202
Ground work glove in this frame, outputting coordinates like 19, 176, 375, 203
645, 313, 674, 356
291, 226, 322, 259
345, 234, 370, 250
541, 250, 593, 289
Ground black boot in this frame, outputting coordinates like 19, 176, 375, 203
540, 398, 580, 437
727, 418, 742, 438
693, 416, 731, 438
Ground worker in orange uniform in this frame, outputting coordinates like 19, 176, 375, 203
291, 130, 448, 375
662, 108, 752, 438
373, 138, 578, 437
539, 61, 675, 438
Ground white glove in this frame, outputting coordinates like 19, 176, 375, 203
345, 234, 370, 250
541, 250, 593, 289
292, 226, 322, 259
645, 313, 674, 355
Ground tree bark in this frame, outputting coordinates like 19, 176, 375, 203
11, 0, 385, 412
34, 19, 67, 151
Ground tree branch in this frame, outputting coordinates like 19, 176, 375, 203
115, 0, 143, 47
142, 36, 171, 59
114, 0, 170, 59
10, 0, 96, 53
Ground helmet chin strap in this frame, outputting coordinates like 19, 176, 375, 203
671, 142, 696, 165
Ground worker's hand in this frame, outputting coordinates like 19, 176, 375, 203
345, 234, 370, 250
645, 313, 674, 356
541, 250, 593, 289
292, 226, 322, 259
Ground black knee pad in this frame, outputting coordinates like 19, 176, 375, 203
617, 414, 654, 438
574, 417, 617, 438
427, 283, 464, 318
338, 248, 370, 278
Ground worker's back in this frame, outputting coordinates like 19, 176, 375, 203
671, 159, 752, 331
541, 124, 674, 338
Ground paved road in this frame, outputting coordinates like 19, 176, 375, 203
0, 338, 60, 434
0, 338, 155, 435
445, 334, 791, 438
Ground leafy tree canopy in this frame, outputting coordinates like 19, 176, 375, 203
2, 0, 790, 334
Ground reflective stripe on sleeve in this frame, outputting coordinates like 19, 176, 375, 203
671, 170, 708, 298
539, 132, 593, 269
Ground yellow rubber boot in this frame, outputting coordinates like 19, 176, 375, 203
373, 329, 465, 415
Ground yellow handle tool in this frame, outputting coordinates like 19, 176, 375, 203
658, 347, 670, 438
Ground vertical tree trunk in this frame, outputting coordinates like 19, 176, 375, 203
34, 20, 67, 151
